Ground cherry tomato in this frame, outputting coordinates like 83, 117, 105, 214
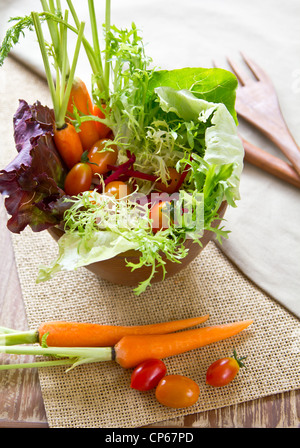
206, 350, 247, 387
155, 375, 200, 408
88, 190, 104, 205
105, 181, 131, 199
93, 104, 112, 139
87, 139, 118, 175
64, 163, 93, 196
155, 167, 181, 194
130, 359, 167, 391
149, 201, 171, 233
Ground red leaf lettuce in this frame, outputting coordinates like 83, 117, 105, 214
0, 100, 68, 233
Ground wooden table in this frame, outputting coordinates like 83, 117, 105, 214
0, 197, 299, 428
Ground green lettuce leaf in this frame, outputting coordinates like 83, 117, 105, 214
155, 87, 244, 202
147, 67, 238, 123
37, 230, 140, 283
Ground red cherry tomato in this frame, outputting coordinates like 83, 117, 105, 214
155, 375, 200, 408
93, 104, 112, 139
130, 359, 167, 391
64, 163, 93, 196
206, 350, 247, 387
155, 167, 181, 194
87, 139, 118, 175
149, 201, 171, 233
105, 181, 131, 199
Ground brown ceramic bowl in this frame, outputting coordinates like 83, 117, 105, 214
48, 201, 227, 287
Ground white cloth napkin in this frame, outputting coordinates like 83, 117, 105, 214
1, 0, 299, 317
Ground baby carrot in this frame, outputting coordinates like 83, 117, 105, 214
0, 320, 253, 372
67, 77, 94, 116
114, 320, 254, 368
0, 316, 210, 347
37, 315, 210, 347
67, 77, 100, 151
30, 14, 85, 169
54, 123, 83, 169
93, 104, 111, 139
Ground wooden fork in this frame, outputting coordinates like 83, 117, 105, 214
240, 136, 300, 188
225, 53, 300, 177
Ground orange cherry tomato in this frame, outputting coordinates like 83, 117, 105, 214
93, 104, 112, 139
105, 181, 131, 199
206, 350, 247, 387
87, 139, 118, 176
64, 163, 93, 196
149, 201, 171, 233
155, 375, 200, 408
88, 190, 104, 205
155, 167, 181, 194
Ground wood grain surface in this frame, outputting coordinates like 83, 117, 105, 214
0, 196, 299, 428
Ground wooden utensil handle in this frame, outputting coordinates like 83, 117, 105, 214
236, 106, 300, 176
267, 122, 300, 177
241, 137, 300, 189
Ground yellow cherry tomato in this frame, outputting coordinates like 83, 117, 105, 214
105, 181, 131, 199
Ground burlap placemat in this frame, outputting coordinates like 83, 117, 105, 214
10, 229, 300, 428
1, 58, 300, 428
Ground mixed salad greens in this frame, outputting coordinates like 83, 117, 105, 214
0, 0, 244, 294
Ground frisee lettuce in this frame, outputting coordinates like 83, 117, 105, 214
37, 190, 197, 295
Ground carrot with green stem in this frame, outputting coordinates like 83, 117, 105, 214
0, 3, 111, 149
66, 0, 108, 96
65, 0, 113, 148
0, 315, 210, 347
31, 11, 85, 169
39, 0, 107, 99
0, 320, 253, 371
40, 0, 68, 75
0, 6, 105, 94
66, 0, 112, 133
67, 77, 101, 151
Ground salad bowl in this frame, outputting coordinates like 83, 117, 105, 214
48, 201, 227, 287
0, 1, 244, 296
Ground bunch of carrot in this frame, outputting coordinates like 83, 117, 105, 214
32, 2, 112, 183
66, 77, 111, 152
0, 316, 253, 371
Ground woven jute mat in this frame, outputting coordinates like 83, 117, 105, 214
2, 58, 300, 428
10, 229, 300, 428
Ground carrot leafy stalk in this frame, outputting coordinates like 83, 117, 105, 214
0, 320, 253, 371
30, 9, 85, 168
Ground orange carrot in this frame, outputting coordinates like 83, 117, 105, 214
54, 123, 83, 169
29, 15, 85, 169
0, 319, 253, 372
67, 77, 100, 151
67, 78, 93, 115
93, 104, 111, 139
38, 315, 210, 347
114, 320, 253, 368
